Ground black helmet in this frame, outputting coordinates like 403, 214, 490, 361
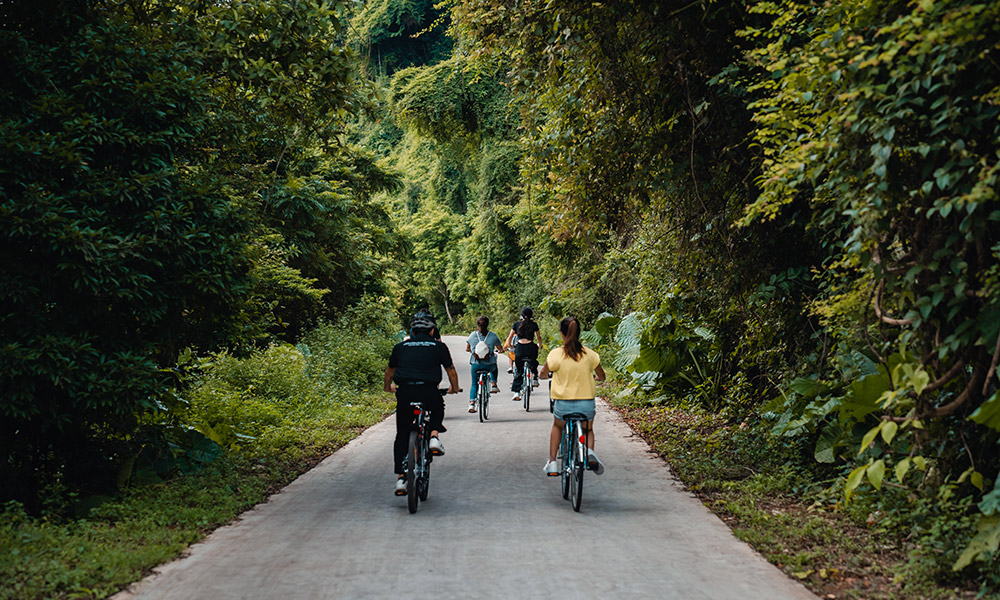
521, 306, 533, 319
410, 309, 437, 334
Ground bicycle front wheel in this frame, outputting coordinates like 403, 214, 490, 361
407, 430, 420, 513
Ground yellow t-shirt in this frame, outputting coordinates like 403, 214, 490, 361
548, 346, 600, 400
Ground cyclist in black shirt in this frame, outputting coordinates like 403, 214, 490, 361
503, 306, 543, 400
384, 310, 460, 496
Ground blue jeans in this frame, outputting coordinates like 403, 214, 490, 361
469, 363, 498, 399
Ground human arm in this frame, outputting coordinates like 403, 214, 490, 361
594, 364, 606, 381
539, 361, 551, 379
465, 342, 472, 353
491, 332, 505, 353
502, 329, 515, 350
534, 329, 543, 349
445, 365, 461, 394
383, 366, 397, 393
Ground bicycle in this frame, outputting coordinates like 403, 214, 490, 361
404, 389, 448, 514
557, 412, 589, 512
475, 369, 490, 422
518, 359, 534, 411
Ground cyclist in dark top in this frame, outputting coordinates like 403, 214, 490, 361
503, 306, 543, 401
384, 310, 460, 496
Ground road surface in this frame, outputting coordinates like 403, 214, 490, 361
117, 335, 816, 600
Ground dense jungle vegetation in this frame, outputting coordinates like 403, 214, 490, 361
2, 0, 1000, 597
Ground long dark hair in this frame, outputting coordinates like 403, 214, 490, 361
477, 315, 489, 335
517, 306, 535, 339
560, 316, 583, 361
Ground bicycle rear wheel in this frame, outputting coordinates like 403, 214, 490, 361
418, 456, 430, 502
478, 384, 486, 422
560, 437, 571, 500
407, 431, 420, 513
570, 426, 584, 511
523, 369, 531, 412
482, 386, 490, 420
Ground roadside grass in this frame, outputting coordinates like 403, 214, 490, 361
1, 311, 397, 600
0, 392, 394, 600
607, 396, 982, 600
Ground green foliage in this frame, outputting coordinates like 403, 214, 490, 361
350, 0, 453, 76
743, 0, 1000, 574
0, 0, 402, 509
257, 152, 402, 333
0, 5, 251, 508
239, 233, 330, 345
0, 296, 396, 599
185, 299, 397, 452
298, 296, 400, 393
450, 0, 1000, 591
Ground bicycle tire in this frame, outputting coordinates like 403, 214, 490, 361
523, 368, 531, 411
478, 376, 487, 422
483, 385, 489, 420
571, 425, 584, 511
407, 430, 419, 513
560, 436, 571, 500
571, 460, 584, 512
418, 459, 430, 502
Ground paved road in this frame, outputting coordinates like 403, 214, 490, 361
117, 335, 816, 600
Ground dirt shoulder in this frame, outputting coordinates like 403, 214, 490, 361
607, 400, 980, 600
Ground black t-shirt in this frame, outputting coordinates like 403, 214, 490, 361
512, 319, 539, 342
388, 334, 454, 385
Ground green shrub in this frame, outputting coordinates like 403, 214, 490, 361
299, 298, 398, 393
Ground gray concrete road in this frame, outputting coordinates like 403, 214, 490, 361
117, 335, 816, 600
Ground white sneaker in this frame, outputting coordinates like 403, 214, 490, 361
587, 450, 605, 475
394, 476, 407, 496
543, 460, 559, 476
429, 436, 445, 456
512, 394, 519, 401
490, 384, 500, 393
468, 402, 476, 413
532, 379, 539, 388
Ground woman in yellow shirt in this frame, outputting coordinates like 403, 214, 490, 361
539, 316, 606, 476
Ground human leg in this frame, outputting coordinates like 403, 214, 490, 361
511, 349, 524, 393
524, 343, 539, 377
581, 420, 604, 475
422, 385, 446, 454
543, 417, 565, 475
393, 398, 412, 475
549, 417, 565, 461
469, 363, 485, 400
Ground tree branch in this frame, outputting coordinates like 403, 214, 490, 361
923, 359, 966, 394
873, 279, 914, 327
923, 367, 984, 418
982, 332, 1000, 396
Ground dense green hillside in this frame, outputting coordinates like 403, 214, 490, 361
2, 0, 1000, 597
